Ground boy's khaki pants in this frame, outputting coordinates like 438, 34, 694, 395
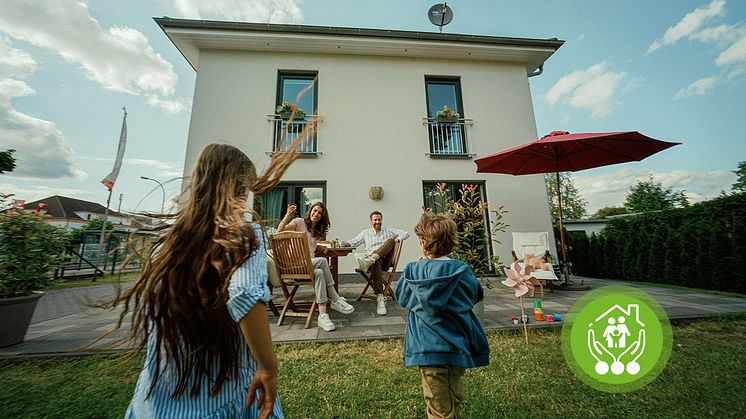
419, 365, 466, 419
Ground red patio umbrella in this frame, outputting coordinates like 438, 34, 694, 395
475, 131, 681, 283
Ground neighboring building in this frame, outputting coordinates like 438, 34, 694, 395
156, 18, 565, 273
22, 195, 132, 230
564, 218, 610, 237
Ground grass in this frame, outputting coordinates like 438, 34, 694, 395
1, 316, 745, 418
48, 271, 140, 290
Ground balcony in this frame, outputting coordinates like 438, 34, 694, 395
422, 118, 475, 158
267, 115, 322, 156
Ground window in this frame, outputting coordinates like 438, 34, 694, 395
275, 72, 318, 153
255, 182, 326, 231
422, 181, 492, 273
424, 77, 468, 156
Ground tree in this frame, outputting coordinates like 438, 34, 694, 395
624, 176, 688, 213
732, 161, 746, 193
0, 149, 16, 175
544, 172, 587, 221
69, 218, 115, 243
593, 206, 628, 218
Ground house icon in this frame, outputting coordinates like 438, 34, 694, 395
589, 304, 645, 328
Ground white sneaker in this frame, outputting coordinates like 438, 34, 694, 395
376, 294, 387, 315
356, 254, 375, 272
330, 296, 355, 314
317, 313, 336, 331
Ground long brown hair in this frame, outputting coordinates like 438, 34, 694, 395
303, 201, 330, 240
112, 142, 305, 399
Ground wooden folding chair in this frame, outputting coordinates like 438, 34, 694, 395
356, 240, 403, 301
269, 231, 318, 329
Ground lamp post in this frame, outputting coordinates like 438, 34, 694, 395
140, 176, 165, 215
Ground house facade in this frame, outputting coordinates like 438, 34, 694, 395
23, 195, 132, 230
157, 18, 564, 273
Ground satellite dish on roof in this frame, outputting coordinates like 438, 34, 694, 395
428, 3, 453, 33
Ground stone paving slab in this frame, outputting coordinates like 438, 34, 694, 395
1, 275, 745, 358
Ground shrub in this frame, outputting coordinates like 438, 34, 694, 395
0, 211, 68, 297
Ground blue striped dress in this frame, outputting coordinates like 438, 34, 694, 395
126, 224, 284, 418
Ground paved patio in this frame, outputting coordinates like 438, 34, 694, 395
2, 275, 745, 358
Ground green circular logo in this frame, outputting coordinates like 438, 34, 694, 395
561, 285, 673, 392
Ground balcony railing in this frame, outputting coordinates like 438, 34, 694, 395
267, 115, 321, 155
422, 118, 474, 157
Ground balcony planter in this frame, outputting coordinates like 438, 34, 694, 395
436, 115, 458, 123
278, 109, 306, 121
0, 292, 43, 347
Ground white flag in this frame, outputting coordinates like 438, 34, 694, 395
101, 108, 127, 192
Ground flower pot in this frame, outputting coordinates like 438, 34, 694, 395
436, 116, 458, 123
0, 291, 43, 347
279, 110, 306, 121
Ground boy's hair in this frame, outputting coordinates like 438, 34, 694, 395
414, 212, 458, 258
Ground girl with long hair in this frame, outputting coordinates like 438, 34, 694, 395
117, 143, 294, 418
276, 201, 354, 331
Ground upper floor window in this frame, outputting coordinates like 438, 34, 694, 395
425, 77, 463, 120
273, 72, 318, 154
278, 72, 317, 116
424, 77, 472, 157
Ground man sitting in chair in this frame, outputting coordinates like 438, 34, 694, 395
343, 211, 409, 315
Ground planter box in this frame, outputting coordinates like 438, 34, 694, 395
0, 291, 43, 347
436, 116, 458, 123
278, 110, 306, 121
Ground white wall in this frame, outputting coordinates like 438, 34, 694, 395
183, 50, 556, 272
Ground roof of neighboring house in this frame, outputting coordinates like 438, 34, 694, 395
155, 17, 564, 74
23, 195, 125, 221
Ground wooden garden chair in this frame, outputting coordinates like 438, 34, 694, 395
356, 240, 403, 301
269, 231, 318, 328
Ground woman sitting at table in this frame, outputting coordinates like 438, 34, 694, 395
277, 202, 354, 331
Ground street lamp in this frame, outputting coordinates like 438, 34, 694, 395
140, 176, 165, 215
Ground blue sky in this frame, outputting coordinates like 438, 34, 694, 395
1, 0, 744, 214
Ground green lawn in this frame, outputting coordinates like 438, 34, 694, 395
48, 271, 140, 290
1, 316, 745, 418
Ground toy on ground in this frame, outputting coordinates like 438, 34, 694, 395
533, 299, 545, 321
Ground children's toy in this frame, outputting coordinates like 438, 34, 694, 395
533, 299, 545, 321
502, 262, 542, 345
521, 314, 530, 324
552, 313, 562, 322
546, 314, 555, 322
509, 315, 519, 325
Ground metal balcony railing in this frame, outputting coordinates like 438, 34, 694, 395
422, 118, 474, 157
267, 115, 321, 155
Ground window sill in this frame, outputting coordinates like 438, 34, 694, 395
426, 153, 475, 159
265, 151, 322, 158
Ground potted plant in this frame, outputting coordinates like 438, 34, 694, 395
275, 100, 306, 121
436, 105, 460, 123
0, 210, 68, 347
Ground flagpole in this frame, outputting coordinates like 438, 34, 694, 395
96, 106, 127, 276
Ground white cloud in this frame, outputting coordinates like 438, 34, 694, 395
690, 23, 743, 45
674, 76, 717, 99
623, 76, 645, 94
0, 39, 86, 180
147, 95, 190, 114
169, 0, 304, 23
574, 168, 735, 213
716, 32, 746, 66
647, 0, 725, 54
0, 0, 187, 111
545, 61, 626, 118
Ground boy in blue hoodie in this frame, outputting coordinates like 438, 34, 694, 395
395, 212, 490, 419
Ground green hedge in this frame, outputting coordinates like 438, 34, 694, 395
569, 193, 746, 293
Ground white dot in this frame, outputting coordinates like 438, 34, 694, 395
611, 361, 624, 375
626, 361, 640, 375
595, 361, 609, 375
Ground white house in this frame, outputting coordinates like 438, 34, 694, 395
156, 18, 565, 273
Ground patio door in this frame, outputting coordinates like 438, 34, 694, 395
255, 182, 326, 232
422, 181, 493, 273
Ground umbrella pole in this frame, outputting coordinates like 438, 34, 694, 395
556, 171, 569, 285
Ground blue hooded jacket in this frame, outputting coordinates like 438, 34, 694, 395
395, 258, 490, 368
